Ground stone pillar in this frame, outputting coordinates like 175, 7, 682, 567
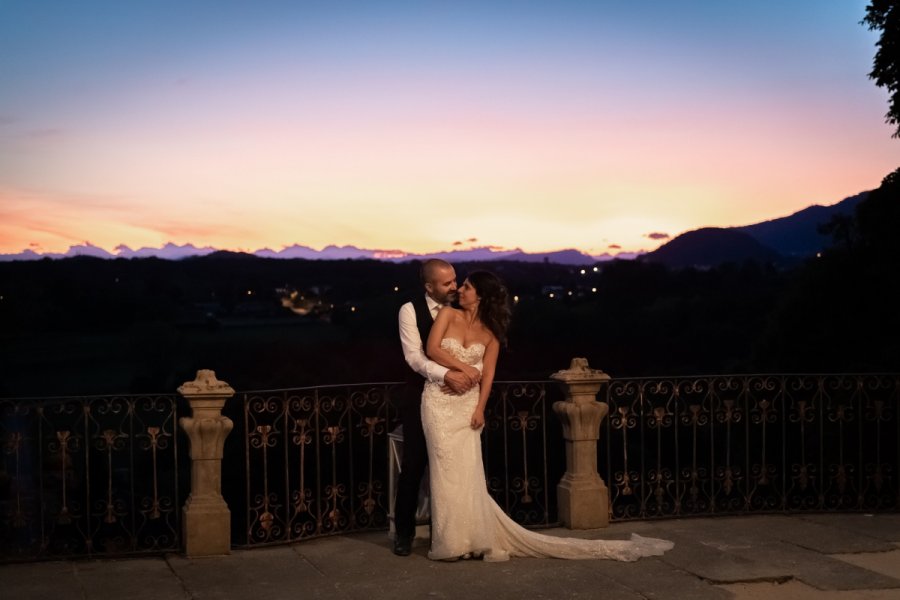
178, 370, 235, 556
551, 358, 611, 529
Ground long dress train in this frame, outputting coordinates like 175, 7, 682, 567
421, 338, 673, 562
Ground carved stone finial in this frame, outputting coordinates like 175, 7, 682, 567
178, 368, 235, 556
178, 370, 235, 397
550, 358, 609, 382
550, 357, 611, 529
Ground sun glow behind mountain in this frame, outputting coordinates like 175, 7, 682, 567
0, 1, 895, 257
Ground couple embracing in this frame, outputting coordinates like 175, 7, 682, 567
394, 258, 673, 562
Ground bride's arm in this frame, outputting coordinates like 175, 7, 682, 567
470, 336, 499, 429
426, 309, 481, 382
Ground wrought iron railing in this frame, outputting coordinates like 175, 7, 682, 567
4, 372, 898, 559
218, 373, 900, 548
603, 374, 900, 520
227, 381, 563, 547
484, 381, 563, 527
225, 383, 397, 545
0, 394, 186, 561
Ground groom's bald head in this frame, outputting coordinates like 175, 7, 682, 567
421, 259, 457, 304
420, 259, 453, 285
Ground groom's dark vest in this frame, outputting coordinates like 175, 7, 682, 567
402, 294, 436, 406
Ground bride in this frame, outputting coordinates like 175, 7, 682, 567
422, 270, 673, 562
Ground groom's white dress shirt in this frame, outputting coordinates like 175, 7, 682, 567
398, 294, 449, 385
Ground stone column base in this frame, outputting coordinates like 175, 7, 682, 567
183, 498, 231, 557
557, 475, 609, 529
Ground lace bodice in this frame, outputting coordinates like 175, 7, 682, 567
439, 337, 485, 367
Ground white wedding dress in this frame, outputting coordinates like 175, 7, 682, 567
421, 338, 674, 562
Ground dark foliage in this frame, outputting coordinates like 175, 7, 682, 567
754, 168, 900, 371
863, 1, 900, 137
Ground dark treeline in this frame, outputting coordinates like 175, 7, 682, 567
1, 171, 897, 396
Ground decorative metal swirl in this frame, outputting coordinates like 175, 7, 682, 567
0, 393, 183, 560
602, 373, 900, 521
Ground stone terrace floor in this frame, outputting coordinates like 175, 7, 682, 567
3, 513, 900, 599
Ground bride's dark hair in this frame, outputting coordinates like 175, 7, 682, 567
469, 270, 512, 346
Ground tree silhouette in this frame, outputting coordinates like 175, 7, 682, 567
817, 213, 856, 251
856, 167, 900, 255
863, 1, 900, 137
755, 169, 900, 372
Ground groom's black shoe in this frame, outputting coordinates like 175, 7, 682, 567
393, 536, 412, 556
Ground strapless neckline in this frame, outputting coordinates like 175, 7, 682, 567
441, 337, 485, 351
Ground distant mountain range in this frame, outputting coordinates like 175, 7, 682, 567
0, 241, 636, 265
642, 191, 868, 269
0, 191, 869, 266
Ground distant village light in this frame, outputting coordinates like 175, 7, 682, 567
568, 291, 573, 296
548, 293, 555, 299
247, 290, 253, 296
593, 267, 599, 272
592, 287, 597, 293
513, 295, 519, 303
394, 286, 399, 292
580, 269, 586, 275
351, 306, 357, 312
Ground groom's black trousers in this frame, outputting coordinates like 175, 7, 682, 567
394, 383, 427, 541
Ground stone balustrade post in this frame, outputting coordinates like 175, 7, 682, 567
178, 370, 235, 556
551, 358, 611, 529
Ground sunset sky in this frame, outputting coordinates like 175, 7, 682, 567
0, 1, 896, 257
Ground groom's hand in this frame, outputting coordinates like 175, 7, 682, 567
443, 370, 472, 394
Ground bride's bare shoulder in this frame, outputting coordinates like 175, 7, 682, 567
434, 305, 460, 320
439, 306, 464, 319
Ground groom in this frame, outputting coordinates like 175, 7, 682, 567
394, 258, 476, 556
